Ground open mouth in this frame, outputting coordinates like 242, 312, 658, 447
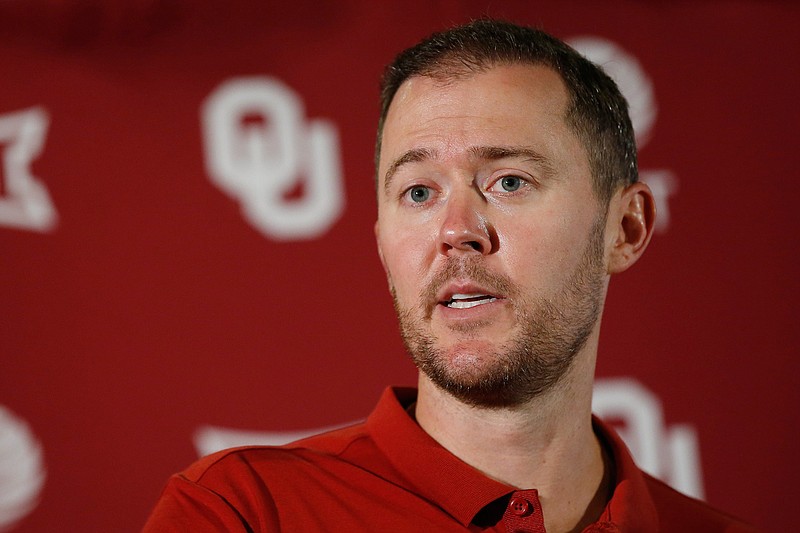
442, 293, 498, 309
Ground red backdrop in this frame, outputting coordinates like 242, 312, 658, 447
1, 1, 797, 531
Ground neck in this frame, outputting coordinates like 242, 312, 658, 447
414, 346, 610, 533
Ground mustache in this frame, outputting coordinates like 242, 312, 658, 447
421, 256, 517, 316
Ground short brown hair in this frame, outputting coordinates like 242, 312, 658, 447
376, 19, 637, 204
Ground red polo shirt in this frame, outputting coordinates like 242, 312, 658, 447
143, 387, 756, 532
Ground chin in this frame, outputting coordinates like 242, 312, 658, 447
441, 341, 499, 365
423, 341, 511, 385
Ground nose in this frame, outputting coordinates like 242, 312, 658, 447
438, 190, 496, 255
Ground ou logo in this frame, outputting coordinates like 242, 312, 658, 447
202, 78, 345, 241
0, 406, 45, 531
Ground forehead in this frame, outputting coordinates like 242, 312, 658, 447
378, 64, 581, 179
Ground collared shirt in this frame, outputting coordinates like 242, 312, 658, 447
143, 387, 756, 532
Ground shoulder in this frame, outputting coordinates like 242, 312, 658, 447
643, 473, 758, 532
144, 422, 385, 530
182, 421, 375, 486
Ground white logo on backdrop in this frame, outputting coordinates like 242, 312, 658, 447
593, 378, 704, 499
0, 107, 58, 232
0, 406, 46, 532
193, 378, 703, 499
202, 77, 345, 240
568, 37, 677, 233
193, 421, 354, 458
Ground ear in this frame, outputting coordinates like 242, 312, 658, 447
607, 181, 656, 274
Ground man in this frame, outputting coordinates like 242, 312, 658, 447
144, 20, 754, 532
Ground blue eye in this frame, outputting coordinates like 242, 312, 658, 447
500, 176, 522, 192
408, 186, 430, 203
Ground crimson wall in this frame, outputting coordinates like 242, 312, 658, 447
1, 1, 797, 531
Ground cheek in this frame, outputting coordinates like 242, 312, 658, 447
378, 224, 435, 298
501, 215, 584, 290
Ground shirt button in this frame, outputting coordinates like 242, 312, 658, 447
509, 496, 534, 517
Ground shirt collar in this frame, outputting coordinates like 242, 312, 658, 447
367, 387, 660, 530
367, 387, 514, 526
591, 415, 659, 530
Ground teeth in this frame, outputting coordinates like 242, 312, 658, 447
449, 298, 496, 309
446, 294, 497, 309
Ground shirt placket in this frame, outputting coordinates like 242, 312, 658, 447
502, 489, 546, 533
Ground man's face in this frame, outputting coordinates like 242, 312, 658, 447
375, 64, 611, 407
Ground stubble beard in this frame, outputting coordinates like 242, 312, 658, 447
392, 216, 607, 409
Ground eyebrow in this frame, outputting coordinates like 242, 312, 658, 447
383, 147, 436, 195
382, 145, 556, 194
468, 146, 556, 177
